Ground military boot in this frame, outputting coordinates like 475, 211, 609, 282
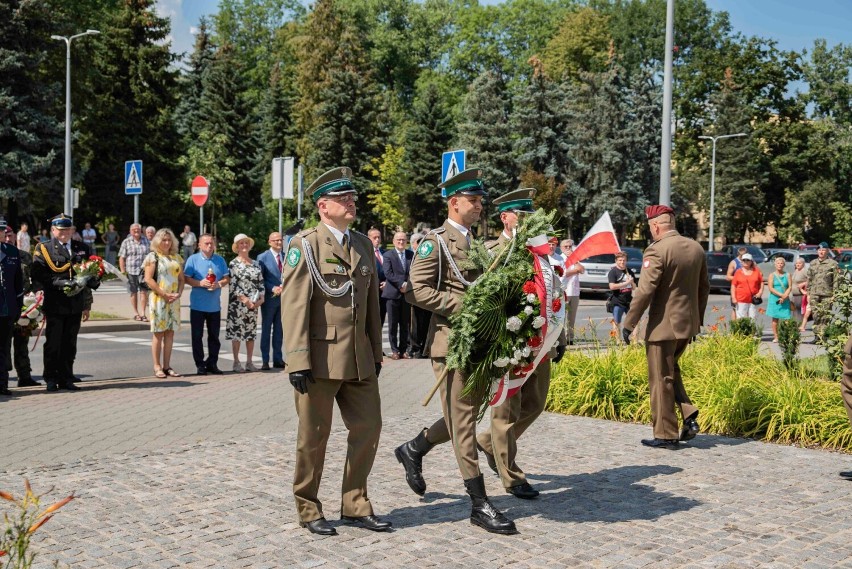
394, 428, 434, 496
463, 474, 518, 535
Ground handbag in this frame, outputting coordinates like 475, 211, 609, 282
605, 294, 615, 313
751, 295, 763, 305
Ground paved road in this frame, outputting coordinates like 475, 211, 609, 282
3, 352, 852, 567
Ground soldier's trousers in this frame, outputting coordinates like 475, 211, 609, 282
840, 338, 852, 426
810, 295, 831, 335
424, 358, 481, 481
42, 312, 82, 384
293, 374, 381, 523
0, 317, 12, 390
646, 339, 698, 439
5, 327, 32, 380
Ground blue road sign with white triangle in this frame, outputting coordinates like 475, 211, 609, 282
441, 150, 465, 197
125, 160, 143, 195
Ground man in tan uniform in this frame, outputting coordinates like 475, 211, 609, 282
281, 167, 390, 536
622, 205, 709, 449
395, 169, 517, 535
838, 336, 852, 479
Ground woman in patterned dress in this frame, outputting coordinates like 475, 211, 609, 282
143, 228, 185, 378
227, 234, 264, 372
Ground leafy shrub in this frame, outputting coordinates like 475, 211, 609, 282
730, 316, 760, 338
814, 275, 852, 380
548, 334, 852, 450
777, 319, 801, 369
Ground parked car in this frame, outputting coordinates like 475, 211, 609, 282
721, 244, 768, 264
837, 251, 852, 272
798, 244, 836, 258
578, 247, 643, 293
706, 252, 734, 293
756, 249, 818, 280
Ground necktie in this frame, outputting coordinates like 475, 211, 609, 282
375, 248, 383, 265
399, 251, 406, 271
342, 234, 349, 252
277, 253, 282, 272
66, 243, 72, 256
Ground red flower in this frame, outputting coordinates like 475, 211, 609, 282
553, 265, 564, 277
89, 255, 103, 262
552, 298, 562, 312
522, 281, 536, 294
527, 335, 542, 348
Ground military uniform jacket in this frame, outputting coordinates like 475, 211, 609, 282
281, 223, 382, 380
806, 257, 838, 297
622, 231, 709, 342
406, 220, 481, 358
32, 238, 93, 315
0, 243, 24, 318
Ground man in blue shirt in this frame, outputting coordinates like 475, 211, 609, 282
183, 234, 230, 375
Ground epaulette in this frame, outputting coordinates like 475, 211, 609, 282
296, 227, 318, 239
425, 227, 445, 237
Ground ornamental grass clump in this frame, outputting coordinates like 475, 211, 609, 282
548, 333, 852, 450
777, 319, 801, 369
1, 479, 75, 569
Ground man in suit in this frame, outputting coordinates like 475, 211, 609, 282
407, 233, 431, 359
32, 214, 99, 392
382, 231, 414, 359
622, 205, 709, 449
476, 188, 565, 499
257, 232, 285, 370
0, 219, 24, 396
396, 169, 517, 535
367, 228, 387, 327
281, 167, 390, 536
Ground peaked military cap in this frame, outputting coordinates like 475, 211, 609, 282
439, 168, 486, 199
50, 213, 73, 228
307, 167, 356, 202
493, 188, 536, 214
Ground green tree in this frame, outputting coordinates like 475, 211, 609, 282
804, 39, 852, 125
175, 17, 215, 146
540, 7, 612, 82
367, 145, 409, 231
0, 0, 63, 219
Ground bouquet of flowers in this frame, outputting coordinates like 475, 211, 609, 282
447, 210, 565, 417
16, 291, 44, 337
63, 255, 118, 296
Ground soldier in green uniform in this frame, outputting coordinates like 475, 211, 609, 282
839, 336, 852, 479
395, 169, 517, 535
281, 167, 390, 536
805, 242, 839, 337
4, 226, 37, 387
31, 214, 98, 392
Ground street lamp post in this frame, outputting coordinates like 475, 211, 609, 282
51, 30, 100, 216
698, 132, 746, 251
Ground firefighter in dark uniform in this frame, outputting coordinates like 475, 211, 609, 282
0, 218, 24, 397
4, 226, 38, 387
31, 214, 99, 392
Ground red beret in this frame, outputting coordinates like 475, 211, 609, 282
645, 205, 675, 220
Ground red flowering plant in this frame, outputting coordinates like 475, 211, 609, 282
63, 255, 118, 296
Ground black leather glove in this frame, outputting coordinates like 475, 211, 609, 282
622, 328, 632, 344
289, 370, 314, 394
84, 275, 101, 290
553, 345, 566, 363
56, 278, 80, 291
375, 362, 382, 378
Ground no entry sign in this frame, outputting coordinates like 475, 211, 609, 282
191, 176, 209, 207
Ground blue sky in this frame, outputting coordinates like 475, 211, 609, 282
159, 0, 851, 60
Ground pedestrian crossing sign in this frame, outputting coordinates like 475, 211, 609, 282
441, 150, 465, 197
125, 160, 143, 195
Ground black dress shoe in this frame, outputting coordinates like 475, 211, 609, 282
261, 363, 271, 371
206, 366, 224, 375
476, 443, 499, 475
46, 382, 59, 392
506, 482, 539, 499
16, 378, 40, 387
61, 382, 80, 391
273, 361, 286, 369
680, 418, 699, 441
299, 517, 337, 536
839, 471, 852, 479
196, 367, 208, 376
341, 514, 393, 532
641, 438, 679, 449
0, 388, 12, 396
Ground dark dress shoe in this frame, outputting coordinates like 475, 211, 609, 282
46, 382, 59, 392
0, 388, 12, 396
196, 367, 208, 376
390, 353, 401, 360
261, 363, 271, 371
61, 382, 80, 391
476, 443, 499, 475
839, 471, 852, 479
341, 514, 392, 532
273, 361, 286, 369
641, 438, 679, 449
680, 418, 700, 441
299, 517, 337, 536
206, 366, 224, 375
16, 378, 40, 387
70, 376, 81, 383
506, 482, 539, 499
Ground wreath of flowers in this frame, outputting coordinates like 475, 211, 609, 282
15, 292, 44, 337
446, 209, 558, 417
64, 255, 117, 296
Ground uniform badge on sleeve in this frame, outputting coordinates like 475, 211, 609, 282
286, 248, 301, 267
418, 241, 434, 258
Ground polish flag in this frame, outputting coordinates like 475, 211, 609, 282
564, 211, 621, 266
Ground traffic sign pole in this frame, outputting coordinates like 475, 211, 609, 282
297, 164, 303, 220
134, 196, 139, 225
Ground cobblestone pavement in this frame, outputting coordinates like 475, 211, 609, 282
3, 359, 852, 568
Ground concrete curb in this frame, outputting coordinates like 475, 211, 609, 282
81, 319, 150, 334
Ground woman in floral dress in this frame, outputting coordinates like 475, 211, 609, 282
227, 234, 264, 371
143, 228, 185, 378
